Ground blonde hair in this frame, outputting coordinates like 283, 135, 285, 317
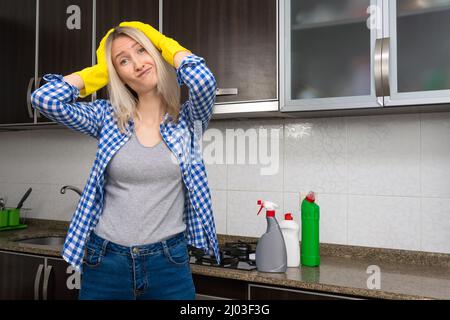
104, 26, 180, 134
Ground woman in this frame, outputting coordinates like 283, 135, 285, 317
31, 21, 220, 300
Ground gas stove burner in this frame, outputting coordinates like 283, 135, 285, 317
223, 241, 251, 251
221, 240, 257, 261
196, 255, 239, 268
188, 243, 257, 271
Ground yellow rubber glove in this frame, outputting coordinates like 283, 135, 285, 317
119, 21, 191, 67
74, 27, 115, 98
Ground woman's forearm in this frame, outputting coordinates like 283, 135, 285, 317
63, 73, 85, 91
173, 51, 192, 69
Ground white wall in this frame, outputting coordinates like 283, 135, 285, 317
1, 111, 449, 254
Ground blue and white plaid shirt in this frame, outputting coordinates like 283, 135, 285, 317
31, 54, 220, 273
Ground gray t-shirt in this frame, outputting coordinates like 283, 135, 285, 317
94, 130, 186, 246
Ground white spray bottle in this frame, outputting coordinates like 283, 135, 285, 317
255, 200, 287, 273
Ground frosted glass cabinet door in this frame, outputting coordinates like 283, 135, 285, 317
281, 0, 381, 112
386, 0, 450, 106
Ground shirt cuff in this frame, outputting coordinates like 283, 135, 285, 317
42, 74, 81, 99
176, 54, 206, 86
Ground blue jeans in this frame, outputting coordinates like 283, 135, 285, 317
78, 231, 196, 300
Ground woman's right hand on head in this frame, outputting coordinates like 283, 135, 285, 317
74, 27, 115, 98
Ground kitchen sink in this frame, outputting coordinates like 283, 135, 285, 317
14, 236, 65, 249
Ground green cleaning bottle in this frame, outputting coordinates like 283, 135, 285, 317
301, 191, 320, 267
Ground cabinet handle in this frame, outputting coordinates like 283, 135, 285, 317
36, 77, 43, 118
26, 77, 35, 119
374, 38, 383, 96
42, 265, 53, 300
374, 38, 390, 97
34, 264, 44, 300
216, 88, 238, 96
381, 38, 390, 97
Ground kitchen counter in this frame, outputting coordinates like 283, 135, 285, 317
0, 218, 68, 256
1, 218, 449, 300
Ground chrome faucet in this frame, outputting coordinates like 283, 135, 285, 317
60, 185, 82, 197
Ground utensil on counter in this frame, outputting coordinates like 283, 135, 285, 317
0, 199, 7, 227
16, 187, 32, 210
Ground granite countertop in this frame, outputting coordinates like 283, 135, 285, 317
1, 218, 449, 300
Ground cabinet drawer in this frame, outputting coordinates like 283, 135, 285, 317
248, 283, 364, 300
193, 274, 248, 300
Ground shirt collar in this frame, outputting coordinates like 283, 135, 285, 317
162, 112, 172, 124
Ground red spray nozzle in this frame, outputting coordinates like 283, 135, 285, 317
257, 199, 264, 215
257, 200, 278, 216
285, 213, 293, 220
